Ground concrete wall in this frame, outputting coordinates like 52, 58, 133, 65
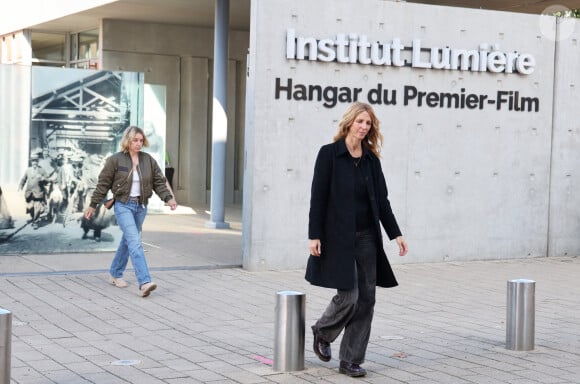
242, 0, 579, 270
100, 19, 248, 205
549, 18, 580, 257
0, 64, 31, 189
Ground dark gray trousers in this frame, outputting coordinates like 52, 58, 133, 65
312, 229, 377, 364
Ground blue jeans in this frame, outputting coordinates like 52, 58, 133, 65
110, 200, 151, 288
313, 229, 377, 364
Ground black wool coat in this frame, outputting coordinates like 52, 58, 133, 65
305, 139, 402, 290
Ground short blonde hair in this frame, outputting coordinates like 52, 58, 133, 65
120, 126, 150, 152
333, 102, 383, 158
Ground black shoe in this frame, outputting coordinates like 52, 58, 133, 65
339, 361, 367, 377
312, 327, 331, 362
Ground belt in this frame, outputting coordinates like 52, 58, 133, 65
128, 196, 141, 203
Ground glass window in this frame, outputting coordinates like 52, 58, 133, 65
78, 29, 98, 60
70, 29, 99, 69
31, 31, 66, 63
69, 33, 78, 62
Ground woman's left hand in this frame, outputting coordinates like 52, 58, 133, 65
166, 199, 178, 210
84, 207, 96, 220
396, 236, 408, 256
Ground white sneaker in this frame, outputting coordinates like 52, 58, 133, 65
109, 276, 128, 288
140, 282, 157, 297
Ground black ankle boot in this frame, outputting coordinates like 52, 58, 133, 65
312, 327, 331, 362
339, 361, 367, 377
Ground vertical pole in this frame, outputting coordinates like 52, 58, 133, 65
506, 279, 535, 351
206, 0, 230, 229
273, 291, 305, 372
0, 309, 12, 384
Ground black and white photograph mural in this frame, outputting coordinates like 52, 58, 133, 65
0, 66, 144, 253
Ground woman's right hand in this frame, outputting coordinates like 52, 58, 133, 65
309, 239, 321, 257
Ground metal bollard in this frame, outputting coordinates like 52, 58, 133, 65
506, 279, 535, 351
273, 291, 305, 371
0, 308, 12, 384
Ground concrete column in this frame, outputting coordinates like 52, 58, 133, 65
206, 0, 230, 229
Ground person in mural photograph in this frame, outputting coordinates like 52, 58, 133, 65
0, 186, 14, 230
84, 126, 177, 298
48, 152, 74, 217
306, 102, 408, 377
18, 156, 50, 229
79, 154, 110, 241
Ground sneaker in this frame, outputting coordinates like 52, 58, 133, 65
109, 275, 128, 288
140, 282, 157, 297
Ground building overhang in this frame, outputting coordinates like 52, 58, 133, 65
1, 0, 579, 37
0, 0, 251, 35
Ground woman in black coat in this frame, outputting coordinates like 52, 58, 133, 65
306, 101, 408, 377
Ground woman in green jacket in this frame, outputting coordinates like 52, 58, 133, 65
84, 126, 177, 297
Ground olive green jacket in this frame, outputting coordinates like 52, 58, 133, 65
89, 151, 173, 209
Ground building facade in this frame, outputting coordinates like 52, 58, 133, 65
1, 0, 250, 207
2, 0, 580, 269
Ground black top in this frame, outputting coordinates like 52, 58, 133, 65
351, 155, 373, 231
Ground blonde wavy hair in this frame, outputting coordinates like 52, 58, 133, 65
333, 102, 383, 158
120, 126, 150, 153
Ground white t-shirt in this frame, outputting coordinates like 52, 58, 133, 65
130, 170, 141, 197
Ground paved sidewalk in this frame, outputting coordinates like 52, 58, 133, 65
0, 208, 579, 383
0, 204, 243, 276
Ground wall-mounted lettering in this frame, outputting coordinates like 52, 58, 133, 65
286, 29, 536, 75
274, 78, 539, 112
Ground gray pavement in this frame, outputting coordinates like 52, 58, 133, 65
1, 205, 579, 383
